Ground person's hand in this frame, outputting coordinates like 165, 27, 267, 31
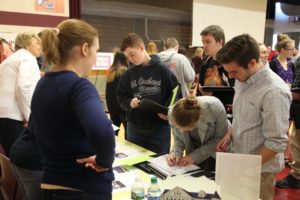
157, 113, 168, 120
176, 155, 194, 167
130, 97, 140, 108
23, 121, 28, 128
216, 138, 231, 152
76, 155, 109, 172
216, 129, 232, 152
40, 71, 45, 77
166, 154, 181, 166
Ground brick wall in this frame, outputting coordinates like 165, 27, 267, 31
82, 15, 193, 56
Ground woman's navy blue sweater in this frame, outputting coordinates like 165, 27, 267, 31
31, 71, 115, 193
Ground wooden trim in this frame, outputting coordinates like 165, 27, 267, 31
0, 11, 68, 27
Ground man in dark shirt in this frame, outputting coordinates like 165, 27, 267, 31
117, 33, 178, 155
198, 25, 234, 110
199, 25, 233, 88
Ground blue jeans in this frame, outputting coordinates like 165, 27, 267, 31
43, 190, 112, 200
127, 122, 170, 155
12, 165, 43, 200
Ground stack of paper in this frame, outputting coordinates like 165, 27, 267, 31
161, 175, 220, 194
148, 154, 201, 177
114, 137, 155, 166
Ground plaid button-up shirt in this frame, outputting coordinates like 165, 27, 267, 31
232, 66, 292, 173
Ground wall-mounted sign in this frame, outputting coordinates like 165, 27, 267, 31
35, 0, 65, 14
93, 52, 114, 70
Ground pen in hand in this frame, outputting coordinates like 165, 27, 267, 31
172, 147, 181, 166
173, 147, 177, 166
167, 148, 178, 166
220, 139, 230, 150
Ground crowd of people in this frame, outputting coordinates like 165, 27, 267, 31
0, 19, 300, 200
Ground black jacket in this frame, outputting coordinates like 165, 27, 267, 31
116, 55, 178, 129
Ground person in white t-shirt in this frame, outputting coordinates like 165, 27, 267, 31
0, 32, 41, 156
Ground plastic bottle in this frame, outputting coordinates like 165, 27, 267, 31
147, 176, 161, 200
131, 177, 145, 200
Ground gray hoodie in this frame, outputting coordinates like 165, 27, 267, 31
158, 49, 195, 97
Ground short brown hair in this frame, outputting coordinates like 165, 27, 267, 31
200, 25, 225, 45
121, 33, 144, 52
165, 38, 179, 49
217, 34, 259, 69
39, 19, 98, 66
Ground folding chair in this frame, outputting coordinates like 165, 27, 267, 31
0, 154, 23, 200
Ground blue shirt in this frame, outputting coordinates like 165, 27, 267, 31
31, 71, 115, 193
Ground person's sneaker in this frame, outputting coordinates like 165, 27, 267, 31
276, 174, 300, 188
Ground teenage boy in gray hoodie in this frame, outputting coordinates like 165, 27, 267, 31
158, 38, 195, 97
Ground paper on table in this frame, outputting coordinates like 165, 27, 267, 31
114, 137, 155, 166
112, 167, 151, 199
112, 169, 136, 194
215, 152, 261, 200
161, 175, 220, 194
115, 137, 155, 157
148, 154, 200, 176
119, 155, 153, 166
112, 124, 120, 131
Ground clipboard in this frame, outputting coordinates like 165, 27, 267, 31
137, 99, 168, 115
201, 86, 234, 92
134, 161, 168, 180
201, 86, 235, 107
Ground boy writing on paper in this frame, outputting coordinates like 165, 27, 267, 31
167, 96, 229, 171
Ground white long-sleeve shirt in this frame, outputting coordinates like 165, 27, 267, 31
0, 49, 40, 122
